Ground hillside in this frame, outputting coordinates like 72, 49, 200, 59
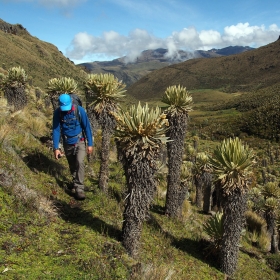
0, 19, 86, 90
1, 19, 280, 280
78, 46, 253, 87
126, 39, 280, 101
0, 92, 280, 279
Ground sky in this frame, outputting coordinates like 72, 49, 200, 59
1, 0, 280, 64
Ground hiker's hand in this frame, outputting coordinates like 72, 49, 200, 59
87, 146, 93, 154
54, 149, 62, 160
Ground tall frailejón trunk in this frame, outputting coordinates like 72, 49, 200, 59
98, 128, 110, 193
202, 171, 213, 213
265, 211, 279, 253
121, 149, 158, 257
165, 113, 188, 217
98, 109, 116, 193
194, 174, 204, 208
220, 189, 248, 276
5, 86, 27, 111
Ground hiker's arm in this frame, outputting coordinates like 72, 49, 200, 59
80, 108, 93, 147
52, 109, 62, 159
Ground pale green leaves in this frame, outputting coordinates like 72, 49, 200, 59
2, 66, 27, 88
262, 182, 280, 199
196, 152, 209, 165
181, 161, 193, 181
194, 152, 212, 174
264, 197, 278, 211
162, 85, 193, 115
114, 102, 169, 147
209, 137, 255, 194
46, 77, 77, 94
203, 212, 224, 248
84, 73, 126, 113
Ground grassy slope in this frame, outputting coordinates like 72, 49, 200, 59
0, 90, 279, 279
0, 27, 86, 91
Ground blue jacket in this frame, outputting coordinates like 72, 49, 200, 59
52, 105, 93, 149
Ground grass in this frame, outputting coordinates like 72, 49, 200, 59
1, 104, 280, 280
0, 53, 280, 279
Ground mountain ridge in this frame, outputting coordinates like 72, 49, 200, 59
126, 39, 280, 101
77, 46, 254, 87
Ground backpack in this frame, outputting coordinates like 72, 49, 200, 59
59, 93, 82, 124
70, 93, 83, 107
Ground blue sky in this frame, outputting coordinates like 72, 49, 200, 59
1, 0, 280, 64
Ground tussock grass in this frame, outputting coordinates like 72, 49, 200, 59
0, 119, 14, 146
245, 210, 267, 234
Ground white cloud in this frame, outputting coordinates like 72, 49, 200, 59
67, 29, 163, 62
221, 22, 279, 47
66, 23, 280, 63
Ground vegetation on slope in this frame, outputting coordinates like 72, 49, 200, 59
1, 67, 280, 278
0, 19, 86, 90
0, 88, 280, 279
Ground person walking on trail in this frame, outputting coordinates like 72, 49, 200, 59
52, 93, 93, 200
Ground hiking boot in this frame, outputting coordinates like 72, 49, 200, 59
67, 183, 75, 190
75, 190, 85, 201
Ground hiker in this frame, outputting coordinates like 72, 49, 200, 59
52, 93, 93, 200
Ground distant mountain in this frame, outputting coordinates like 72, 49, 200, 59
195, 46, 254, 58
126, 40, 280, 102
77, 46, 254, 86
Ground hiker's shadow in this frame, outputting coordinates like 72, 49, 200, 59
21, 151, 69, 187
54, 199, 122, 241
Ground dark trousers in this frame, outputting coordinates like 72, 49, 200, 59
63, 141, 86, 192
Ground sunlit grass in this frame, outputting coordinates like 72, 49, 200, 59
0, 89, 279, 280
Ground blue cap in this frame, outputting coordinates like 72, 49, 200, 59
59, 94, 72, 111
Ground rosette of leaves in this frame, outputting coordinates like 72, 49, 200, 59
248, 186, 265, 212
46, 77, 78, 110
181, 161, 193, 182
161, 84, 193, 115
2, 66, 28, 111
3, 66, 27, 88
203, 212, 224, 254
209, 137, 255, 195
262, 182, 280, 199
264, 197, 279, 211
195, 152, 211, 172
115, 102, 169, 153
84, 73, 126, 114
